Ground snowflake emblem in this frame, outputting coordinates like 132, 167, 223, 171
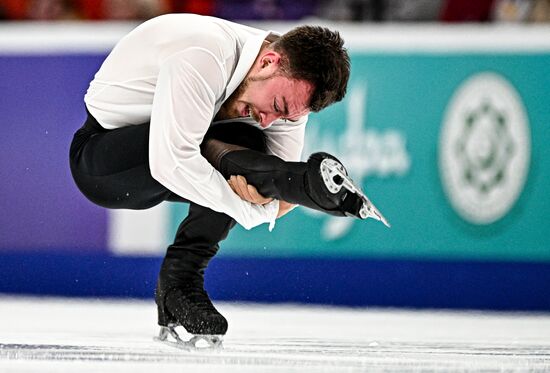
454, 100, 515, 195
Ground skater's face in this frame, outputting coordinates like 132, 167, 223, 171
222, 50, 313, 128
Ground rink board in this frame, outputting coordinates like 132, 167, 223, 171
0, 24, 549, 310
0, 250, 549, 311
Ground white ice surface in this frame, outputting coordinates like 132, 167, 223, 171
0, 296, 549, 372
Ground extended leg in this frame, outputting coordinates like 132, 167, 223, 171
202, 136, 389, 225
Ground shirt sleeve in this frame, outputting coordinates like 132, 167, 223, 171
148, 49, 279, 230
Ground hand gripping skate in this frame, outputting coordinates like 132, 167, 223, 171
155, 323, 223, 351
313, 153, 390, 227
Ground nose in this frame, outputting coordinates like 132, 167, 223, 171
259, 112, 281, 127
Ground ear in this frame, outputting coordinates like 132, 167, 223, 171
258, 50, 282, 71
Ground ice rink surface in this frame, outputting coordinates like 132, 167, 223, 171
0, 297, 549, 372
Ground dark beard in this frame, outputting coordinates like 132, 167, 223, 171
214, 78, 249, 121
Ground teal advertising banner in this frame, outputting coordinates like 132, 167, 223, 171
171, 52, 550, 262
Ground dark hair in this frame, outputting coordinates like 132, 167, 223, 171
270, 26, 350, 112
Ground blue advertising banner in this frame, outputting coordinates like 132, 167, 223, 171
0, 54, 108, 251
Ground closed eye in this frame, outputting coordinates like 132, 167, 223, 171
273, 98, 280, 113
274, 97, 293, 122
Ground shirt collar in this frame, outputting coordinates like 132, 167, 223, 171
224, 30, 279, 101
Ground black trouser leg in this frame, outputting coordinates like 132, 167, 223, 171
69, 113, 186, 209
155, 203, 236, 331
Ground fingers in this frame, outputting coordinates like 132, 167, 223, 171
227, 175, 242, 198
247, 183, 273, 204
231, 175, 251, 201
228, 175, 273, 205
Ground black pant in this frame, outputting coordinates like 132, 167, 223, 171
69, 112, 262, 275
69, 113, 188, 209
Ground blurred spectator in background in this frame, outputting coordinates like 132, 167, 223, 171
100, 0, 167, 20
316, 0, 443, 22
168, 0, 215, 15
492, 0, 532, 21
26, 0, 81, 20
385, 0, 444, 21
440, 0, 495, 22
492, 0, 550, 22
215, 0, 316, 20
531, 0, 550, 21
0, 0, 28, 19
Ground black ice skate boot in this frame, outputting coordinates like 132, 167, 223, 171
204, 141, 390, 226
155, 278, 226, 349
155, 204, 236, 349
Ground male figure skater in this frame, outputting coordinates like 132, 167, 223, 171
70, 14, 388, 347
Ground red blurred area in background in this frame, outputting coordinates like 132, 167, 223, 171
0, 0, 215, 21
440, 0, 495, 22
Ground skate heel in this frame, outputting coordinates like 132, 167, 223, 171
156, 298, 174, 327
155, 281, 178, 327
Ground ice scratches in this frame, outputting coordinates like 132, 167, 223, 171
0, 343, 168, 362
2, 340, 550, 370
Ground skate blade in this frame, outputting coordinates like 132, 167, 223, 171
321, 158, 390, 227
358, 194, 391, 228
347, 180, 390, 228
154, 325, 223, 351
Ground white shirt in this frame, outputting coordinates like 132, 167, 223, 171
84, 14, 307, 230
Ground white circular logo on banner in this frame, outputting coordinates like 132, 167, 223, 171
439, 72, 530, 225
